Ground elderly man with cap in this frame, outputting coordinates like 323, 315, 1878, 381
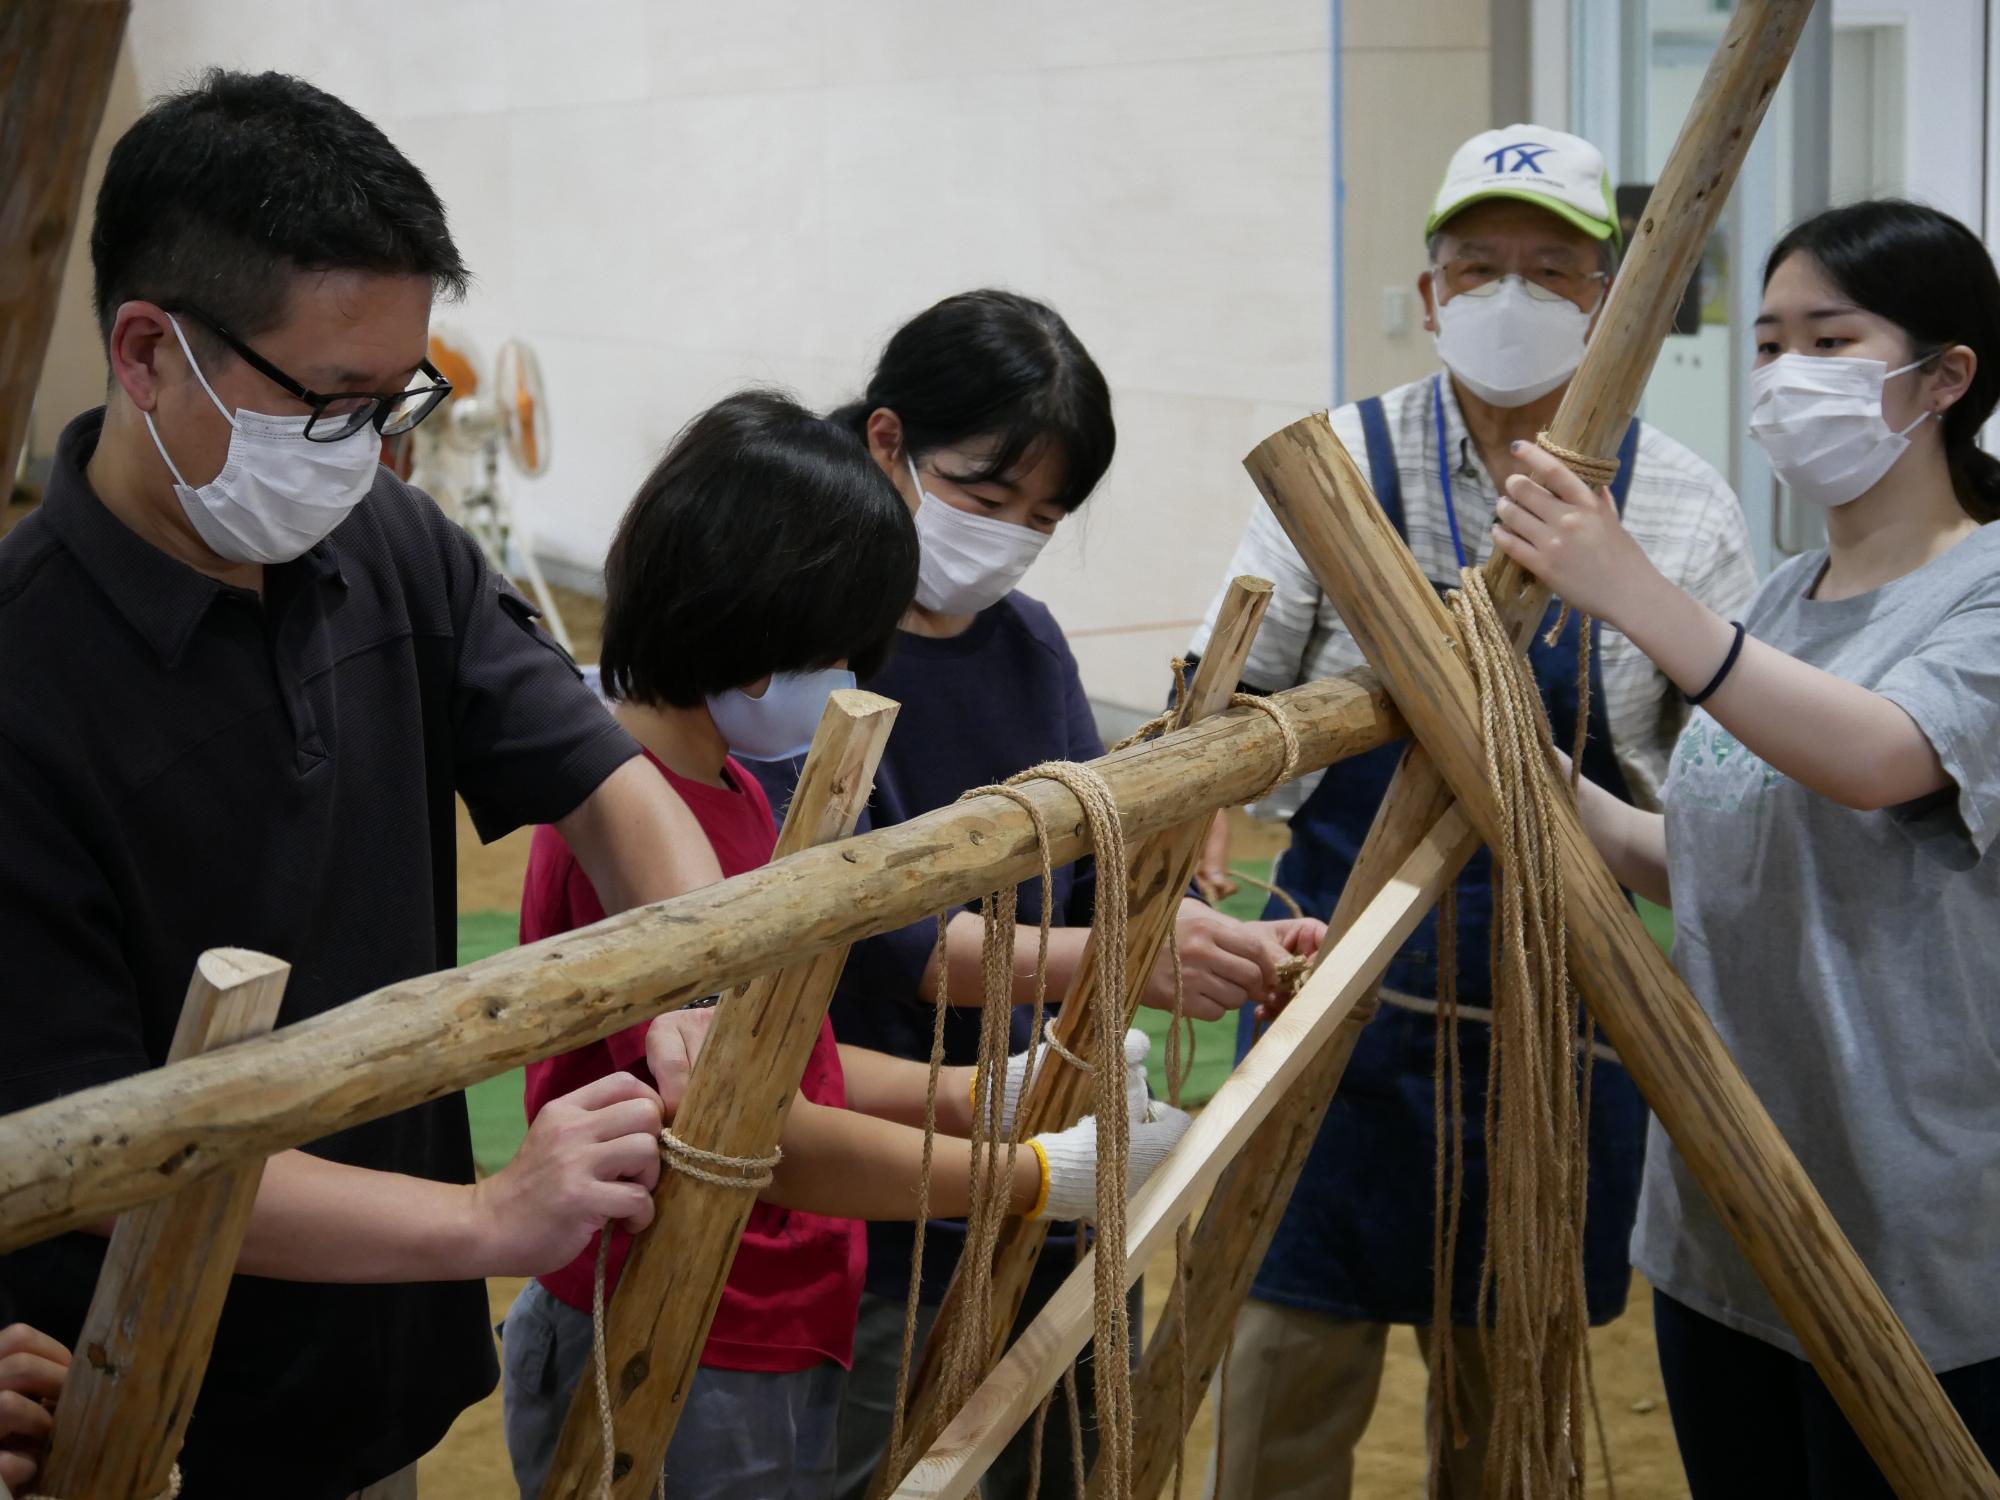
1191, 126, 1757, 1498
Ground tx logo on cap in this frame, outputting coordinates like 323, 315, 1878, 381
1482, 142, 1555, 174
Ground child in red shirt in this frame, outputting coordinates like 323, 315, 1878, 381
500, 392, 1188, 1500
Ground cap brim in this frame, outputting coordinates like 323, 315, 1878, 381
1428, 188, 1623, 251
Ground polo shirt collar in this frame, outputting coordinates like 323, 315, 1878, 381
43, 408, 345, 668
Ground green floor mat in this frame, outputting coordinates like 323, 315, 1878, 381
461, 910, 530, 1174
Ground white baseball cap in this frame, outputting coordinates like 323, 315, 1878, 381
1427, 125, 1621, 249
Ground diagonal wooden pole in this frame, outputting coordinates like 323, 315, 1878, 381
1105, 744, 1461, 1500
872, 579, 1277, 1497
542, 688, 899, 1500
36, 948, 289, 1500
0, 1, 128, 486
889, 807, 1482, 1500
1112, 2, 1820, 1482
1246, 411, 1999, 1500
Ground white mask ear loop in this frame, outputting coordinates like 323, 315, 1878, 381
1887, 355, 1935, 438
905, 451, 927, 501
144, 314, 238, 489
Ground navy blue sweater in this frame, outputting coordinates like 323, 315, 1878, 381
752, 593, 1102, 1302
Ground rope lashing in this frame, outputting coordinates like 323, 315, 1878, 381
587, 1126, 782, 1500
1225, 693, 1301, 802
1533, 431, 1621, 490
1530, 431, 1619, 785
1435, 566, 1607, 1500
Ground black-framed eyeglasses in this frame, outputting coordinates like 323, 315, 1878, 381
166, 305, 453, 443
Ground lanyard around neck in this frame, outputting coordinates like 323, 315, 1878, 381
1431, 375, 1470, 572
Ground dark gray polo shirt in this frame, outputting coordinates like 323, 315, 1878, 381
0, 409, 639, 1497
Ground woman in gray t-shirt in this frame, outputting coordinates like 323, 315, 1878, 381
1490, 199, 2000, 1496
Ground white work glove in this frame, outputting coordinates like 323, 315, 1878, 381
991, 1026, 1153, 1135
1029, 1103, 1193, 1222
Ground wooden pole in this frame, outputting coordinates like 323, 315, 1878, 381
1118, 4, 1822, 1482
876, 579, 1276, 1496
541, 689, 900, 1500
0, 0, 128, 485
1107, 746, 1464, 1500
889, 808, 1482, 1500
36, 948, 289, 1500
1245, 410, 2000, 1500
0, 670, 1401, 1255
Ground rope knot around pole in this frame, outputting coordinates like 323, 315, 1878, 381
587, 1129, 785, 1499
1533, 432, 1621, 490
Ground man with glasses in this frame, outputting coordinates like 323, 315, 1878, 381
0, 71, 726, 1499
1191, 127, 1757, 1498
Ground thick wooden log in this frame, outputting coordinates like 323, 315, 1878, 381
1246, 410, 1999, 1500
36, 949, 289, 1500
878, 579, 1276, 1496
0, 1, 128, 484
889, 808, 1481, 1500
1152, 14, 1825, 1494
0, 670, 1401, 1255
543, 689, 899, 1500
1108, 748, 1464, 1500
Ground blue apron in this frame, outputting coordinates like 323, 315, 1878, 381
1240, 391, 1648, 1326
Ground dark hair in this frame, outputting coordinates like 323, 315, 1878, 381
1766, 199, 2000, 523
91, 70, 468, 344
830, 290, 1114, 512
601, 390, 919, 708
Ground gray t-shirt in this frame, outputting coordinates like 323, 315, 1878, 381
1634, 520, 2000, 1371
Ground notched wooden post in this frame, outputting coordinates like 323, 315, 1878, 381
37, 947, 290, 1500
543, 688, 900, 1500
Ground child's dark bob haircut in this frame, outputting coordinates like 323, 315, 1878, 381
600, 390, 919, 708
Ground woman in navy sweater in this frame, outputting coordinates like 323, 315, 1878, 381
753, 290, 1320, 1499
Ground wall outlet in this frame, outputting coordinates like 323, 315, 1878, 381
1382, 286, 1412, 338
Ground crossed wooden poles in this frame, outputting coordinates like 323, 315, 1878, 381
5, 0, 1997, 1496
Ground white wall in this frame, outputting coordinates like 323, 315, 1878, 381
40, 0, 1493, 710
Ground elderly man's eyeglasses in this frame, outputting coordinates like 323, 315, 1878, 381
165, 306, 453, 443
1433, 256, 1609, 307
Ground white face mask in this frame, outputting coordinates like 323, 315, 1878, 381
1432, 276, 1592, 408
706, 667, 856, 762
907, 455, 1051, 615
1748, 353, 1932, 510
144, 315, 381, 565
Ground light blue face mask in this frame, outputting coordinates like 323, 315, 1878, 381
706, 667, 856, 762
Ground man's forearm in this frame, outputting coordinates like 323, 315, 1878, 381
232, 1149, 489, 1283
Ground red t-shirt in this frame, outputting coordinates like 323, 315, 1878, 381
519, 749, 863, 1371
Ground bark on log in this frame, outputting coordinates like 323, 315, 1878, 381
543, 690, 899, 1500
37, 949, 289, 1500
0, 1, 128, 484
877, 580, 1276, 1496
888, 808, 1481, 1500
1246, 409, 1999, 1500
0, 670, 1400, 1256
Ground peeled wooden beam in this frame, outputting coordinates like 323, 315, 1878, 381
37, 949, 288, 1500
544, 690, 899, 1500
890, 807, 1481, 1500
0, 671, 1400, 1256
1108, 749, 1463, 1500
0, 1, 128, 483
1246, 409, 2000, 1500
879, 579, 1276, 1495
